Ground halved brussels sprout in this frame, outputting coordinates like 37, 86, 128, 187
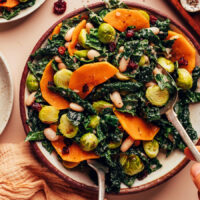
88, 115, 100, 129
39, 106, 59, 124
53, 69, 72, 89
138, 55, 147, 66
98, 23, 116, 44
138, 10, 150, 21
115, 72, 130, 81
74, 50, 89, 58
108, 140, 122, 149
78, 29, 89, 48
26, 73, 39, 92
143, 139, 159, 158
58, 114, 78, 138
92, 100, 113, 113
80, 133, 99, 151
146, 85, 169, 107
120, 154, 144, 176
176, 68, 193, 90
157, 57, 175, 73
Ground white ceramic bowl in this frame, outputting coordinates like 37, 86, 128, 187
0, 53, 13, 135
20, 2, 200, 195
0, 0, 46, 24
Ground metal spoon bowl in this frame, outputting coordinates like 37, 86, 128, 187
180, 0, 200, 13
157, 64, 200, 162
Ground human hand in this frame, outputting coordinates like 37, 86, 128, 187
184, 146, 200, 199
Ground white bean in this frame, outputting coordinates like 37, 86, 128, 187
119, 57, 130, 72
26, 92, 36, 106
44, 128, 59, 142
86, 22, 94, 33
120, 136, 134, 152
119, 46, 124, 53
147, 27, 160, 35
110, 91, 123, 108
65, 42, 70, 48
58, 63, 67, 70
69, 103, 84, 112
54, 56, 62, 63
145, 81, 157, 88
64, 27, 75, 41
87, 49, 100, 60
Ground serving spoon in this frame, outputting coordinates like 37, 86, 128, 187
180, 0, 200, 13
87, 160, 108, 200
157, 65, 200, 162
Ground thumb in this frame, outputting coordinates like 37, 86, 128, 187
184, 146, 200, 161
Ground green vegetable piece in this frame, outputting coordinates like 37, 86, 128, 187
123, 154, 144, 176
108, 140, 122, 149
119, 153, 128, 166
78, 29, 89, 48
139, 10, 150, 21
74, 50, 89, 58
176, 68, 193, 90
26, 73, 39, 92
58, 114, 78, 138
53, 69, 72, 89
157, 57, 175, 73
143, 139, 159, 158
146, 85, 169, 107
80, 133, 99, 151
89, 115, 100, 128
92, 100, 113, 113
39, 106, 59, 124
98, 23, 116, 44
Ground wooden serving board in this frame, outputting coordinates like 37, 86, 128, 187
167, 0, 200, 37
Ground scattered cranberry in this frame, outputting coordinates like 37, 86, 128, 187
126, 29, 135, 38
62, 146, 69, 155
128, 60, 138, 69
53, 0, 67, 15
58, 46, 66, 55
137, 170, 148, 180
150, 15, 158, 24
178, 57, 188, 66
109, 42, 116, 52
31, 103, 42, 112
82, 84, 89, 93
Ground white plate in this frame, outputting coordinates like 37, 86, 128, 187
0, 53, 13, 135
0, 0, 46, 24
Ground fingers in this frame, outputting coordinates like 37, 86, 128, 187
191, 163, 200, 191
184, 146, 200, 161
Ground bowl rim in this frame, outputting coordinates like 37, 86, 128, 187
20, 1, 200, 195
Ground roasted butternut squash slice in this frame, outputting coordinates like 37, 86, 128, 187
114, 111, 160, 141
50, 23, 62, 40
103, 8, 150, 32
40, 60, 69, 110
69, 62, 118, 99
0, 0, 19, 8
166, 31, 196, 73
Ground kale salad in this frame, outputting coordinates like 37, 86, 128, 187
24, 0, 200, 193
0, 0, 36, 20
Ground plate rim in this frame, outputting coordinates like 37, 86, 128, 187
0, 52, 14, 135
19, 1, 200, 195
0, 0, 46, 24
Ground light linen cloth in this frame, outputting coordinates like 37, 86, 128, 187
0, 142, 96, 200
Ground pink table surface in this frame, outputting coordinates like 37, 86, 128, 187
0, 0, 199, 199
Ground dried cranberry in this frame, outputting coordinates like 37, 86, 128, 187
53, 0, 67, 15
178, 57, 188, 66
109, 42, 116, 52
31, 103, 42, 112
58, 46, 66, 55
150, 15, 158, 25
126, 29, 134, 38
137, 170, 148, 180
62, 146, 69, 155
82, 84, 89, 93
128, 60, 138, 69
